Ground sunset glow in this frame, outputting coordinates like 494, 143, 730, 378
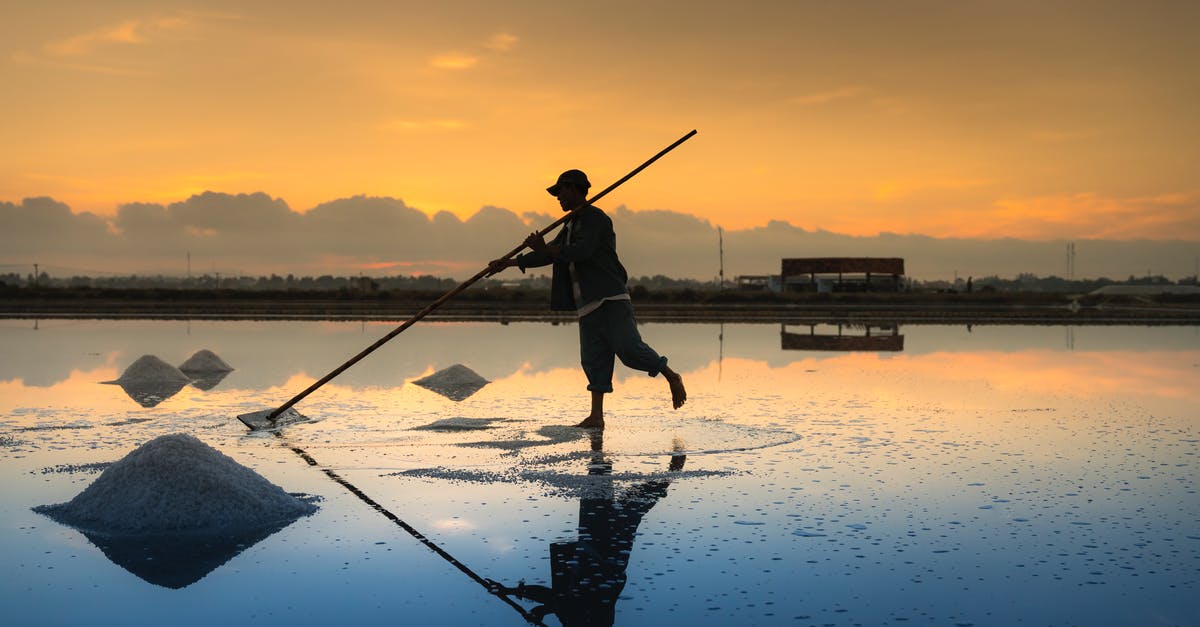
2, 2, 1198, 278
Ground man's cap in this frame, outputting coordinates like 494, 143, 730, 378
547, 169, 591, 197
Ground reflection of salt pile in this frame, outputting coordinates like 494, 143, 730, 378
103, 355, 192, 407
34, 433, 316, 535
178, 349, 234, 391
412, 364, 490, 401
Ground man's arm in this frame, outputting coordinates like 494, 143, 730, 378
485, 258, 520, 276
487, 246, 555, 277
554, 209, 607, 263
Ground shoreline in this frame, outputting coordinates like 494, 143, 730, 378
3, 297, 1198, 324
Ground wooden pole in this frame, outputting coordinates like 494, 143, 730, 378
260, 130, 698, 423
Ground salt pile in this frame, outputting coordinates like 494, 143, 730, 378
412, 417, 501, 431
412, 364, 490, 401
107, 355, 191, 384
34, 433, 316, 535
179, 349, 234, 391
103, 355, 192, 407
178, 349, 234, 374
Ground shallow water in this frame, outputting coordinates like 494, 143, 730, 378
1, 320, 1197, 626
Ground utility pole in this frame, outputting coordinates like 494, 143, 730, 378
1066, 242, 1075, 280
33, 263, 38, 286
718, 226, 725, 290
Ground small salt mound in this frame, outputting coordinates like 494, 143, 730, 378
34, 433, 316, 535
179, 349, 234, 374
107, 355, 191, 384
412, 364, 489, 401
412, 417, 502, 431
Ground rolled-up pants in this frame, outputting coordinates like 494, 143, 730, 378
578, 300, 667, 393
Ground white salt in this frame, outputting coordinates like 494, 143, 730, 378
34, 433, 316, 535
412, 364, 490, 401
412, 417, 501, 431
108, 355, 191, 384
179, 349, 233, 374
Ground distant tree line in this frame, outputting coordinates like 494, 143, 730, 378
919, 272, 1196, 294
1, 270, 1195, 295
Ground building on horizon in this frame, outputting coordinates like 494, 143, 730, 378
781, 257, 905, 293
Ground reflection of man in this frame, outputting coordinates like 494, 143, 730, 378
487, 169, 686, 429
491, 433, 685, 626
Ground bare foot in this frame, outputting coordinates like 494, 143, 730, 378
665, 371, 687, 409
575, 415, 604, 429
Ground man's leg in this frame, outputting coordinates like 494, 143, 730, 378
659, 365, 687, 410
608, 301, 687, 410
576, 390, 606, 429
578, 311, 614, 428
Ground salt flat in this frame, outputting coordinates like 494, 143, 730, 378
1, 320, 1196, 626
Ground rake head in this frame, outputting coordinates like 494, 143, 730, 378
237, 407, 307, 431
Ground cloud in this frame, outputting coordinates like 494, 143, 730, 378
43, 15, 193, 57
430, 32, 518, 69
2, 192, 1197, 281
789, 86, 868, 106
484, 33, 519, 52
0, 197, 111, 257
987, 192, 1200, 240
873, 177, 994, 202
43, 20, 147, 56
430, 53, 479, 69
15, 11, 233, 75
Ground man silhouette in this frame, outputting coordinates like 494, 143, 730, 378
489, 169, 686, 429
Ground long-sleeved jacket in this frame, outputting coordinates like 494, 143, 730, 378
516, 205, 629, 312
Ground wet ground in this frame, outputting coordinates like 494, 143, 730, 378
1, 320, 1197, 626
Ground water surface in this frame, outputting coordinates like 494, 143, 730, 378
1, 320, 1197, 626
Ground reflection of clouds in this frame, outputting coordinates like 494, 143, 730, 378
432, 518, 477, 532
390, 465, 730, 501
0, 369, 140, 414
3, 323, 1198, 418
820, 350, 1200, 403
0, 321, 684, 391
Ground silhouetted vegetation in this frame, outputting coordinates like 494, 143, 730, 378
2, 271, 1197, 320
4, 270, 1194, 295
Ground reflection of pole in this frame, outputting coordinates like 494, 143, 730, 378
278, 436, 546, 626
718, 322, 724, 382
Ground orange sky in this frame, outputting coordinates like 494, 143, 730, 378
2, 1, 1198, 239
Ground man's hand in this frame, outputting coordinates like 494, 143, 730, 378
486, 259, 516, 277
524, 231, 552, 254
